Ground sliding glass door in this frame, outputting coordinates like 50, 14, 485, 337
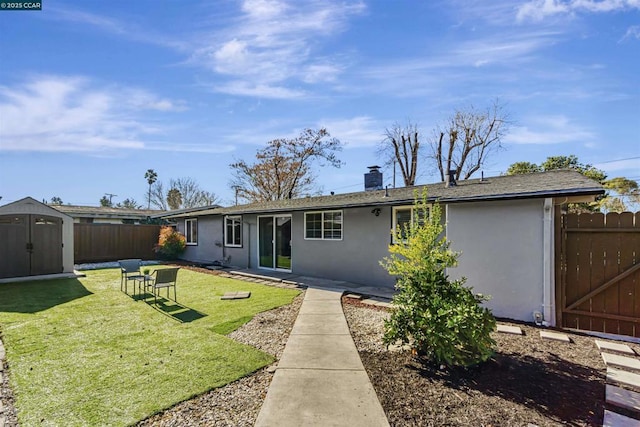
258, 215, 292, 271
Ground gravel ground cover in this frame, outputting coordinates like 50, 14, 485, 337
342, 297, 628, 427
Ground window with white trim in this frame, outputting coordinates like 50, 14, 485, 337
225, 215, 242, 247
305, 210, 342, 240
185, 218, 198, 245
392, 205, 429, 243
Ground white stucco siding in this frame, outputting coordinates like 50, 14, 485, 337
446, 199, 545, 322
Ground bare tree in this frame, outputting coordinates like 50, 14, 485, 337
149, 181, 167, 210
230, 128, 343, 202
150, 178, 219, 210
377, 121, 421, 186
168, 177, 219, 208
429, 101, 509, 182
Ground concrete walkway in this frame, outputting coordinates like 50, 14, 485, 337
228, 268, 395, 300
254, 286, 390, 427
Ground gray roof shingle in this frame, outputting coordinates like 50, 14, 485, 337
160, 170, 603, 219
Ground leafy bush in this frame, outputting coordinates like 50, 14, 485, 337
380, 192, 496, 367
154, 226, 186, 260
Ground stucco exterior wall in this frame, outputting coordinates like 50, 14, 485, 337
176, 216, 224, 263
268, 207, 395, 288
446, 199, 545, 322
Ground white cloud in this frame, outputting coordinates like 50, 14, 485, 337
318, 116, 382, 148
211, 80, 306, 99
517, 0, 640, 22
0, 76, 185, 153
191, 0, 366, 98
620, 25, 640, 41
506, 115, 595, 144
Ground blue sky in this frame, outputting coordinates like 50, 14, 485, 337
1, 0, 638, 207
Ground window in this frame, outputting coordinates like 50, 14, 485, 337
185, 218, 198, 245
225, 216, 242, 247
392, 205, 429, 243
305, 210, 342, 240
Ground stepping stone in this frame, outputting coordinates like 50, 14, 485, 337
602, 353, 640, 371
608, 368, 640, 390
596, 340, 636, 356
0, 341, 5, 360
496, 324, 523, 335
603, 410, 640, 427
221, 291, 251, 300
607, 384, 640, 412
344, 293, 363, 300
540, 330, 571, 342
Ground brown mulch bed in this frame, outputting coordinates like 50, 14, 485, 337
342, 297, 635, 427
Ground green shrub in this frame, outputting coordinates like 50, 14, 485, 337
154, 226, 186, 260
380, 192, 496, 367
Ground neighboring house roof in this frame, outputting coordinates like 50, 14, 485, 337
149, 204, 221, 219
160, 170, 604, 219
52, 205, 165, 221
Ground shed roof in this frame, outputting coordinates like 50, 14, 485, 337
0, 197, 74, 220
160, 169, 604, 219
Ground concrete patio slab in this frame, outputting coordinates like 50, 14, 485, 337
607, 384, 640, 412
603, 410, 640, 427
290, 313, 350, 335
220, 291, 251, 300
277, 334, 363, 370
608, 367, 640, 390
496, 324, 523, 335
540, 330, 571, 342
596, 340, 636, 355
602, 353, 640, 370
255, 369, 389, 427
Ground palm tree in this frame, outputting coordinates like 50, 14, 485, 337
144, 169, 158, 209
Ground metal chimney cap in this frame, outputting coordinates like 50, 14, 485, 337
367, 165, 381, 172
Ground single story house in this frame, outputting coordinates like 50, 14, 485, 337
160, 169, 604, 325
0, 197, 75, 280
52, 205, 166, 224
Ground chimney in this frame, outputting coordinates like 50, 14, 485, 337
364, 165, 383, 191
445, 169, 457, 187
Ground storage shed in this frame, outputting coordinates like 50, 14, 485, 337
0, 197, 74, 279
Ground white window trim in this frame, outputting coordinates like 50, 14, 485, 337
185, 218, 198, 245
224, 215, 242, 248
304, 210, 343, 241
391, 205, 429, 244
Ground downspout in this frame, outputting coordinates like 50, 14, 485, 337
542, 198, 554, 326
221, 217, 226, 262
245, 222, 251, 268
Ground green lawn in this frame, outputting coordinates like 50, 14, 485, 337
0, 267, 299, 426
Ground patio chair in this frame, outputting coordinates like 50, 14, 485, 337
119, 259, 144, 294
147, 267, 179, 304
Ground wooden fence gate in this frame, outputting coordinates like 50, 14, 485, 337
557, 212, 640, 337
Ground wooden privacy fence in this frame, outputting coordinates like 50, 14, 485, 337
557, 212, 640, 337
74, 224, 161, 263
